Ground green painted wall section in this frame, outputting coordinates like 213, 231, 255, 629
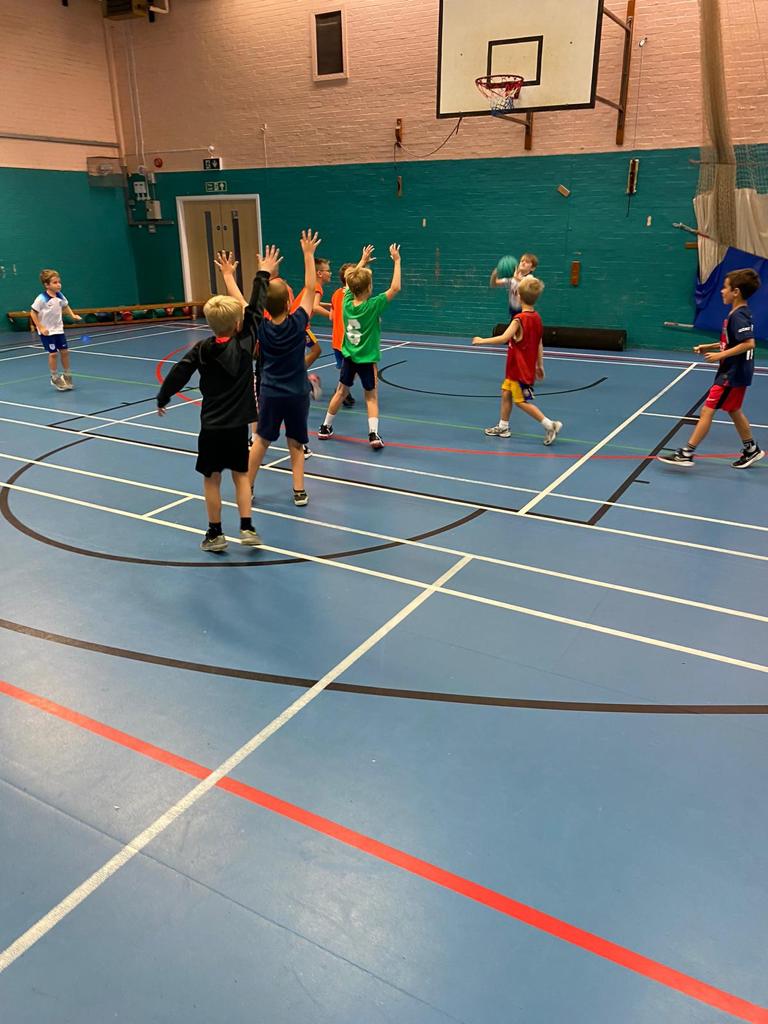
131, 148, 702, 349
0, 167, 138, 319
2, 151, 702, 349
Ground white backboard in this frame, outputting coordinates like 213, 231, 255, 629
437, 0, 604, 117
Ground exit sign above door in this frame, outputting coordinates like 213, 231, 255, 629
203, 157, 223, 171
204, 181, 228, 193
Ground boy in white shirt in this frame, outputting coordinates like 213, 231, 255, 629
30, 269, 82, 391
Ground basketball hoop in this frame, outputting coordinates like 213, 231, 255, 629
475, 74, 524, 115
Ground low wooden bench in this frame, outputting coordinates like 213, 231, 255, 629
7, 300, 206, 332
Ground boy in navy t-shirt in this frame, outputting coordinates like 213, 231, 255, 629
248, 230, 322, 509
659, 268, 763, 469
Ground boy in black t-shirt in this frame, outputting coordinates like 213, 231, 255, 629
156, 249, 279, 551
659, 268, 763, 469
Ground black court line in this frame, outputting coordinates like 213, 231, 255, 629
0, 439, 487, 568
588, 390, 710, 526
49, 386, 199, 427
0, 615, 764, 715
377, 360, 608, 399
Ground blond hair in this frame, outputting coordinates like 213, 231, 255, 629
40, 269, 60, 286
346, 266, 372, 298
517, 276, 545, 305
203, 295, 243, 337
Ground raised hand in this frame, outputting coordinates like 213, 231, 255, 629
360, 244, 376, 265
260, 244, 282, 278
389, 243, 401, 262
214, 250, 238, 276
300, 229, 321, 254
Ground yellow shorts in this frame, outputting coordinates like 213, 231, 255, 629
501, 379, 535, 404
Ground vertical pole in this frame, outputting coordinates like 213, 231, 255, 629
615, 0, 636, 145
524, 112, 534, 151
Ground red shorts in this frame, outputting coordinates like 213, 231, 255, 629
704, 383, 746, 412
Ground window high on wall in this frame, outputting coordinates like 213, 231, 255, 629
311, 8, 348, 80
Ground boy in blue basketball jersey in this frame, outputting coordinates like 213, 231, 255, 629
658, 268, 763, 469
30, 269, 82, 391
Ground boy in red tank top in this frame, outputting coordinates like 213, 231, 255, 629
472, 276, 563, 445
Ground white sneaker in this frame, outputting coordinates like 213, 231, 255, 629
51, 375, 68, 391
543, 420, 562, 446
484, 424, 511, 438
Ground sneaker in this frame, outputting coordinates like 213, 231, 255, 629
303, 444, 313, 458
62, 373, 74, 390
239, 527, 262, 546
200, 531, 228, 552
657, 448, 694, 467
51, 375, 68, 391
732, 447, 764, 469
543, 420, 563, 446
369, 431, 384, 450
293, 489, 309, 507
317, 424, 334, 440
484, 424, 511, 438
342, 394, 356, 408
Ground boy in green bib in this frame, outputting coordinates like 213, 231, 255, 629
318, 243, 401, 449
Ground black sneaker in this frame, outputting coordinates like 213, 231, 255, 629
368, 431, 384, 450
303, 444, 313, 458
657, 449, 694, 467
342, 394, 355, 408
317, 424, 334, 440
732, 447, 764, 469
293, 489, 309, 507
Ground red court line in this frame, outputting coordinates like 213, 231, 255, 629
156, 343, 201, 406
1, 677, 766, 1023
314, 432, 739, 461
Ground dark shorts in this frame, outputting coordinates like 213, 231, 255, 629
195, 425, 250, 477
334, 348, 344, 369
40, 333, 68, 352
704, 383, 746, 412
339, 357, 376, 392
256, 393, 310, 445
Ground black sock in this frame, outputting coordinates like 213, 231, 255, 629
683, 443, 696, 454
744, 438, 757, 452
208, 522, 223, 536
240, 517, 253, 531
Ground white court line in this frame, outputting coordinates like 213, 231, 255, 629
141, 495, 193, 519
0, 553, 471, 974
3, 476, 768, 674
3, 447, 767, 624
4, 477, 768, 667
3, 414, 768, 561
517, 364, 698, 515
74, 351, 166, 364
642, 411, 768, 431
0, 325, 201, 363
312, 340, 409, 373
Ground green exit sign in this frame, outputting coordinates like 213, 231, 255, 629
204, 180, 228, 193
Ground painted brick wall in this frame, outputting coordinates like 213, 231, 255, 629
0, 1, 138, 315
0, 0, 119, 171
131, 147, 700, 348
107, 0, 768, 172
0, 167, 139, 315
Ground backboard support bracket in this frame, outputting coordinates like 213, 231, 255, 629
594, 0, 635, 145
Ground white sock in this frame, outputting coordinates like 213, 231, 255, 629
368, 417, 379, 434
323, 413, 335, 427
499, 420, 509, 430
541, 417, 554, 431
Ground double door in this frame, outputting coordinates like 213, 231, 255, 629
183, 199, 261, 301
